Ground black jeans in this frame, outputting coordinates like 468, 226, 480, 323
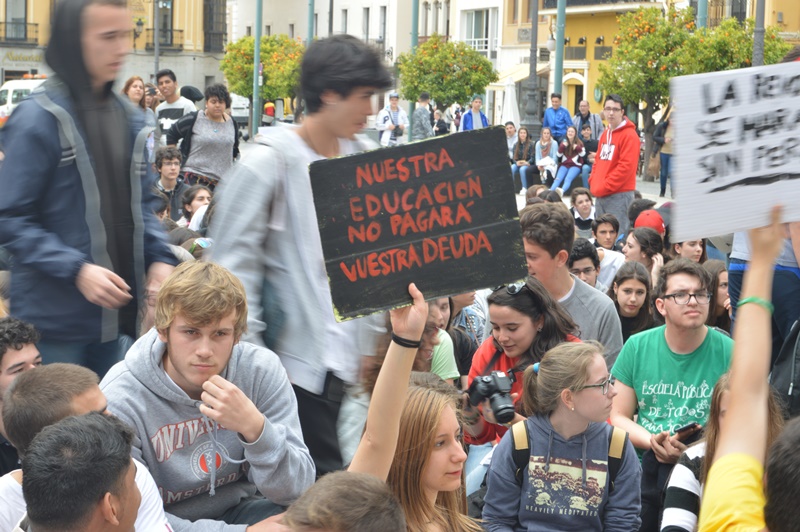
293, 372, 346, 477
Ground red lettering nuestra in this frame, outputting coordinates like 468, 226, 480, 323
354, 148, 458, 188
339, 244, 424, 281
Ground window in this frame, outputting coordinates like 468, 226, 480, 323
422, 2, 429, 37
432, 1, 440, 33
508, 0, 519, 24
341, 9, 348, 33
465, 9, 490, 51
289, 23, 295, 38
594, 46, 613, 60
203, 0, 226, 53
0, 90, 7, 107
156, 0, 174, 46
246, 26, 252, 36
363, 7, 370, 40
444, 0, 451, 36
265, 25, 271, 36
6, 0, 27, 40
380, 6, 387, 40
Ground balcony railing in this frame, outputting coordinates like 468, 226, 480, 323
543, 0, 658, 7
145, 29, 184, 51
0, 22, 38, 46
464, 37, 490, 52
204, 31, 226, 53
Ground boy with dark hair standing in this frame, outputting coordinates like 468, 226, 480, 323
589, 94, 640, 234
101, 262, 314, 527
154, 146, 186, 222
519, 203, 623, 365
0, 317, 41, 475
210, 34, 393, 477
155, 69, 196, 147
411, 92, 434, 141
0, 0, 177, 376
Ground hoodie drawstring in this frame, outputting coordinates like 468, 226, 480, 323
544, 430, 554, 473
581, 433, 588, 487
204, 414, 247, 496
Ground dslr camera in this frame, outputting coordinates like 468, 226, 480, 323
467, 371, 516, 424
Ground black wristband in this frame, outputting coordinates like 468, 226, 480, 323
391, 333, 422, 349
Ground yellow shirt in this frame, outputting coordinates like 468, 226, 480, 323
698, 453, 766, 532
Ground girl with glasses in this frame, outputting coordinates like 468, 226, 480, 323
483, 341, 641, 531
462, 278, 578, 494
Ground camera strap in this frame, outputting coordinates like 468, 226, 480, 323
481, 348, 519, 383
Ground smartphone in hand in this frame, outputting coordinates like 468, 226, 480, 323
674, 422, 700, 435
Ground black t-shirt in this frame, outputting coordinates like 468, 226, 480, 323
0, 434, 19, 475
583, 137, 598, 155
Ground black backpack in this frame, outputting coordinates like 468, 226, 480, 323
467, 420, 629, 518
769, 319, 800, 418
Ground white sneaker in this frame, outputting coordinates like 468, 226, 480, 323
519, 188, 527, 196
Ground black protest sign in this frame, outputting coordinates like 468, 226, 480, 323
310, 127, 526, 320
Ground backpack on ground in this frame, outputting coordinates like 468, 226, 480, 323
466, 420, 629, 518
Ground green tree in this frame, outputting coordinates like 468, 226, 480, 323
220, 34, 304, 102
597, 7, 695, 177
677, 17, 791, 75
396, 34, 498, 109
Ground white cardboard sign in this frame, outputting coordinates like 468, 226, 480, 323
670, 61, 800, 242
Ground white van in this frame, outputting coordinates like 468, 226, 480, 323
0, 78, 46, 128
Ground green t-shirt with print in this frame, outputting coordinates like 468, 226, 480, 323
611, 325, 733, 437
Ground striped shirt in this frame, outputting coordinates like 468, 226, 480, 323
661, 441, 707, 532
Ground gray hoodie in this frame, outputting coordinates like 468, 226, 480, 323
101, 328, 315, 529
483, 415, 641, 532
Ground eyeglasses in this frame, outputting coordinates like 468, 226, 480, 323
663, 292, 712, 305
570, 267, 596, 276
578, 375, 616, 395
603, 107, 622, 113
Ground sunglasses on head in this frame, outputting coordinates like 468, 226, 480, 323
494, 281, 527, 295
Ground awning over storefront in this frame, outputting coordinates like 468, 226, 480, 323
488, 62, 549, 91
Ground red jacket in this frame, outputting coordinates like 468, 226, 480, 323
589, 119, 640, 198
465, 334, 580, 445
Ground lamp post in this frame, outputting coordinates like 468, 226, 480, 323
409, 0, 419, 141
752, 0, 765, 66
520, 0, 542, 139
553, 0, 565, 97
308, 0, 315, 46
251, 0, 263, 138
697, 0, 708, 28
154, 0, 160, 77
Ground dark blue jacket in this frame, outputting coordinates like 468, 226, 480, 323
0, 78, 176, 342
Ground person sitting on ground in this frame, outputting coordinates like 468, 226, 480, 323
623, 227, 664, 288
660, 372, 784, 532
462, 278, 579, 494
592, 213, 622, 252
579, 123, 598, 189
0, 317, 41, 477
634, 209, 667, 243
570, 187, 596, 239
627, 199, 657, 236
347, 283, 482, 532
483, 342, 641, 531
696, 206, 794, 532
153, 146, 186, 222
671, 239, 707, 264
179, 185, 211, 228
520, 203, 624, 366
607, 261, 655, 343
610, 259, 733, 531
16, 413, 140, 532
101, 262, 315, 527
282, 471, 406, 532
0, 363, 185, 531
511, 127, 535, 196
552, 126, 585, 193
703, 260, 731, 333
534, 127, 559, 187
569, 238, 607, 293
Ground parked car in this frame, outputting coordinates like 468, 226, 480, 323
0, 77, 46, 128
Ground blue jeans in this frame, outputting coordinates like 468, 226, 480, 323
519, 165, 537, 189
220, 496, 284, 525
660, 153, 672, 194
552, 165, 581, 191
38, 335, 133, 379
581, 163, 592, 188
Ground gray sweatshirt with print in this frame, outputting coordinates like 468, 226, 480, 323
101, 328, 315, 530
